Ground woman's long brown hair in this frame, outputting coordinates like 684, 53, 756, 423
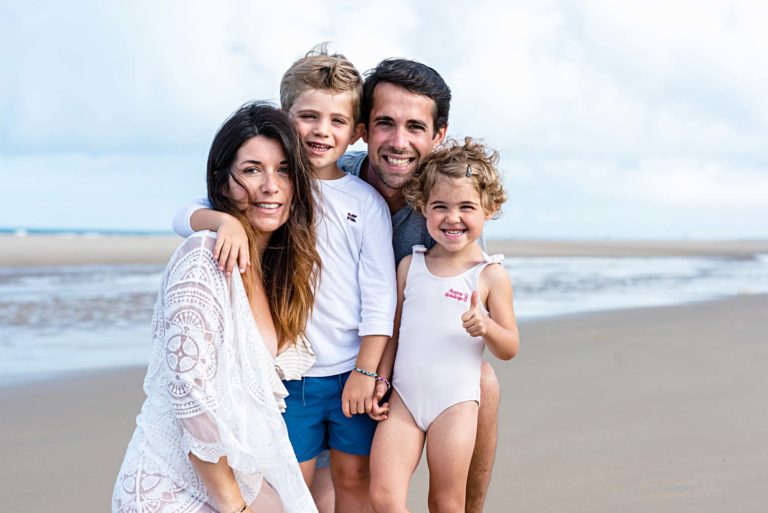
206, 101, 320, 350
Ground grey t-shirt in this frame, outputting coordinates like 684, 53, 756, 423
337, 151, 435, 264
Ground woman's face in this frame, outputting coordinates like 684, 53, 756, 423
227, 136, 293, 244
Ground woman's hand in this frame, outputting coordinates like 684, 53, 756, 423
213, 216, 249, 276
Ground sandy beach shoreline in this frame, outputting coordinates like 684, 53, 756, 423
2, 294, 766, 512
2, 234, 768, 266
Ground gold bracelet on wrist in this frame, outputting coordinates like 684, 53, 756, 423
230, 500, 247, 513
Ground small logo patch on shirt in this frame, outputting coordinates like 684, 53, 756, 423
445, 288, 469, 302
346, 212, 358, 222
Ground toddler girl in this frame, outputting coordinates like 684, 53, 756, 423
369, 137, 520, 513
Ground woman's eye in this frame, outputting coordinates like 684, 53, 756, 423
278, 167, 290, 175
244, 167, 261, 174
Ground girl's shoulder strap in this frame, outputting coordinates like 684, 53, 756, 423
482, 251, 505, 265
410, 245, 428, 263
408, 244, 428, 273
472, 252, 505, 292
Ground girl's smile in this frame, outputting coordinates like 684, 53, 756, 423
422, 175, 489, 253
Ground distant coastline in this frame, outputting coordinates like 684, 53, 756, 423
0, 227, 175, 237
2, 230, 768, 266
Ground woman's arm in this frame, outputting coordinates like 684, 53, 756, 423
188, 454, 248, 513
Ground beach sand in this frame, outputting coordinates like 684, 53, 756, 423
0, 234, 180, 266
2, 294, 766, 512
3, 234, 768, 266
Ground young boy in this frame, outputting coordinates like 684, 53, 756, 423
172, 47, 396, 511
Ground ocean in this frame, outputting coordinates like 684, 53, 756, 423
1, 253, 767, 384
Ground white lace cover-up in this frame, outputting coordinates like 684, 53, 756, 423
113, 232, 316, 513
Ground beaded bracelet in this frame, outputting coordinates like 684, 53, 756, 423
352, 366, 378, 378
230, 500, 247, 513
376, 376, 391, 390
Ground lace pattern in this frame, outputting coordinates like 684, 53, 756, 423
113, 232, 316, 513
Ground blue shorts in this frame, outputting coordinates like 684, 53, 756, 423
282, 371, 377, 462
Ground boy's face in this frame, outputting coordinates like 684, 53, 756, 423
363, 82, 447, 191
289, 89, 363, 177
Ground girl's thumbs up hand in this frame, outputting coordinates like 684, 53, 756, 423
461, 291, 487, 337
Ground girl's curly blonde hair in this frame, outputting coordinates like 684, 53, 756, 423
404, 137, 506, 216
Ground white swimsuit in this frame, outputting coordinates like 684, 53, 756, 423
393, 245, 504, 431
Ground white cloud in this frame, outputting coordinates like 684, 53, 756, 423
624, 162, 768, 205
2, 0, 767, 238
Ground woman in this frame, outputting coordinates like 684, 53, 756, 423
113, 102, 321, 513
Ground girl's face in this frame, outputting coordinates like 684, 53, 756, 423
422, 175, 491, 253
227, 136, 294, 247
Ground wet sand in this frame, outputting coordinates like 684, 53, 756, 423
1, 295, 766, 512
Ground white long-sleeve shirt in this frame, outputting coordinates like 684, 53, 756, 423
173, 173, 397, 377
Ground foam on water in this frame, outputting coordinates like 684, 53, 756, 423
1, 255, 767, 383
505, 254, 768, 318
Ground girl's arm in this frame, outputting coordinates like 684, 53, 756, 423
369, 256, 411, 421
172, 199, 249, 276
461, 263, 519, 360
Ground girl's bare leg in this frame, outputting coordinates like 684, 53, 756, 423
369, 391, 425, 513
426, 402, 479, 513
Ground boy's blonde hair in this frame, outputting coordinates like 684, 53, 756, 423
280, 44, 363, 122
405, 137, 507, 216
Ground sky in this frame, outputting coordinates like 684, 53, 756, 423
1, 0, 767, 240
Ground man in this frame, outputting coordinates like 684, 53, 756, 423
335, 57, 501, 513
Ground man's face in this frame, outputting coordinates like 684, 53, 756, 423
363, 82, 447, 191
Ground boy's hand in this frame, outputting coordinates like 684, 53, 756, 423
213, 217, 249, 276
368, 380, 390, 421
461, 291, 488, 338
341, 371, 375, 418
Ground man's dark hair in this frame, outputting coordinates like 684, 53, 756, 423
361, 58, 451, 134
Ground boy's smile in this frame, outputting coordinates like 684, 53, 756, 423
289, 88, 362, 179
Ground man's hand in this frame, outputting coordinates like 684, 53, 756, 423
461, 291, 488, 338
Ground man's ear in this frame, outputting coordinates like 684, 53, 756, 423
361, 124, 369, 144
351, 123, 365, 145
